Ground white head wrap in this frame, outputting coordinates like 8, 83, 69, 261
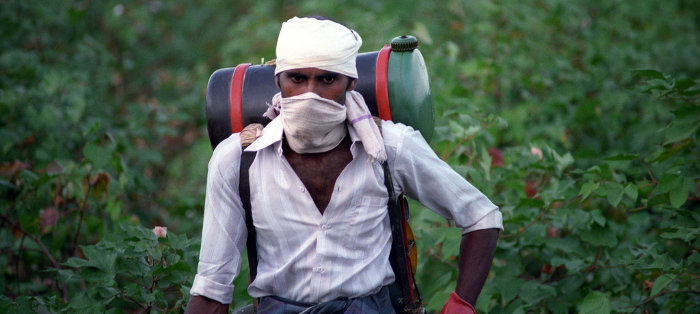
274, 17, 362, 78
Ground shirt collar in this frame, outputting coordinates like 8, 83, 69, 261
244, 117, 363, 156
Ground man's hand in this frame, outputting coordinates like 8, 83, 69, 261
454, 228, 500, 306
185, 295, 229, 314
441, 291, 476, 314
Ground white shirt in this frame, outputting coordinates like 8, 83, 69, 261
190, 118, 502, 304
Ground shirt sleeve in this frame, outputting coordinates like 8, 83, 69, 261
381, 121, 503, 233
190, 134, 248, 304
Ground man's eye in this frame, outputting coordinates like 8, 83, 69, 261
289, 76, 304, 83
321, 76, 336, 84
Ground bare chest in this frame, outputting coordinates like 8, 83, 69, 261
283, 138, 353, 214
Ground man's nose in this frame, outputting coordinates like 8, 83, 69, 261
304, 80, 321, 95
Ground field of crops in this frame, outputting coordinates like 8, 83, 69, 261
1, 0, 698, 312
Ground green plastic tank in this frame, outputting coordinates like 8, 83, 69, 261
387, 35, 433, 142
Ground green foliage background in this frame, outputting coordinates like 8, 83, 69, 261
1, 0, 698, 312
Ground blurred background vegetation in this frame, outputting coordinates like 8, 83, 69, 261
1, 0, 698, 312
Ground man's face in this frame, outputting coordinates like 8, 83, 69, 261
277, 68, 357, 104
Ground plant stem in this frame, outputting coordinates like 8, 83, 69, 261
0, 212, 69, 302
582, 247, 602, 273
499, 208, 548, 239
72, 174, 92, 255
442, 135, 474, 161
0, 213, 59, 268
16, 235, 25, 296
639, 160, 656, 185
635, 288, 700, 308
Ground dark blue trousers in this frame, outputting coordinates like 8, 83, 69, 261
257, 286, 395, 314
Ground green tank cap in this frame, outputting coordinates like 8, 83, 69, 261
387, 36, 434, 142
390, 35, 419, 52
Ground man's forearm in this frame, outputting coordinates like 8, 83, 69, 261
455, 228, 500, 305
185, 295, 229, 314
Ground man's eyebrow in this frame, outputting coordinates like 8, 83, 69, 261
317, 73, 339, 79
283, 71, 340, 80
285, 71, 308, 78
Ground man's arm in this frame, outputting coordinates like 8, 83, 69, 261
185, 295, 229, 314
381, 122, 503, 310
455, 228, 499, 304
188, 134, 248, 309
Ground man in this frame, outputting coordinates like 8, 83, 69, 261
187, 16, 502, 313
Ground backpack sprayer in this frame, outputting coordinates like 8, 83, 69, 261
205, 35, 433, 148
205, 35, 432, 314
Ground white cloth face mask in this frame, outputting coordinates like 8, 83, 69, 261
280, 92, 348, 154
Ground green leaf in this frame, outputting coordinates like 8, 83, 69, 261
579, 291, 610, 314
63, 257, 92, 268
655, 173, 683, 195
559, 276, 585, 295
165, 261, 192, 273
632, 69, 666, 81
67, 292, 94, 310
83, 142, 110, 169
666, 175, 691, 209
106, 201, 121, 221
464, 125, 482, 137
603, 153, 638, 161
672, 78, 697, 92
590, 209, 606, 227
554, 151, 575, 172
496, 277, 525, 304
610, 296, 636, 313
688, 252, 700, 264
603, 182, 624, 207
599, 164, 615, 181
0, 179, 18, 190
519, 280, 555, 306
412, 22, 433, 45
167, 232, 189, 251
664, 120, 699, 145
568, 209, 590, 227
672, 78, 700, 96
518, 197, 545, 208
12, 296, 37, 313
647, 193, 669, 207
660, 227, 699, 242
623, 184, 638, 202
441, 228, 463, 258
0, 295, 14, 312
447, 120, 466, 138
650, 274, 675, 296
580, 225, 618, 248
579, 182, 599, 200
80, 245, 117, 273
646, 140, 690, 163
433, 125, 454, 142
551, 256, 586, 273
669, 184, 688, 208
546, 238, 580, 253
478, 146, 491, 181
149, 246, 163, 261
424, 272, 453, 312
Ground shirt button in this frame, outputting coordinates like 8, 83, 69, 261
318, 267, 325, 273
336, 185, 341, 192
299, 186, 305, 193
321, 224, 329, 231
